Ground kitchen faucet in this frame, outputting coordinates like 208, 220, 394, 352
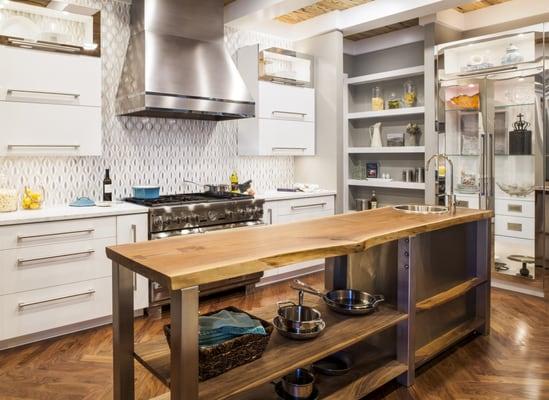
427, 154, 456, 214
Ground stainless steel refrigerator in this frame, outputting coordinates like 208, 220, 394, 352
435, 23, 547, 292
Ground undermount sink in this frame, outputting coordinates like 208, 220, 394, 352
393, 204, 449, 214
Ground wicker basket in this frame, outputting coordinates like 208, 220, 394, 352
163, 306, 273, 381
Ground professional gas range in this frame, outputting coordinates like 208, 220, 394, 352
125, 192, 265, 310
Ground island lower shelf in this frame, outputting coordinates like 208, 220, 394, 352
137, 300, 407, 400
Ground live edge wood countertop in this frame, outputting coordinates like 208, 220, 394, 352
106, 207, 492, 291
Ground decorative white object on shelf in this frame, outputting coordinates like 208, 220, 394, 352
237, 44, 315, 156
369, 123, 383, 148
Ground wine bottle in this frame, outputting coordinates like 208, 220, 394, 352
370, 190, 378, 209
103, 169, 112, 202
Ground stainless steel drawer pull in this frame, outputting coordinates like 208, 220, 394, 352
18, 288, 95, 310
17, 249, 95, 265
291, 202, 327, 210
268, 209, 273, 225
8, 144, 81, 150
8, 38, 81, 53
272, 147, 307, 151
17, 228, 94, 241
272, 111, 307, 118
507, 223, 523, 232
7, 89, 80, 99
508, 204, 523, 213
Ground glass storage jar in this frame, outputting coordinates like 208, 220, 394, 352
371, 86, 384, 111
21, 186, 45, 210
0, 174, 17, 212
403, 80, 417, 107
387, 92, 401, 109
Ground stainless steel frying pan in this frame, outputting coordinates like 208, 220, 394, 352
291, 280, 384, 316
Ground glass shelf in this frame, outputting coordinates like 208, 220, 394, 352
494, 102, 535, 108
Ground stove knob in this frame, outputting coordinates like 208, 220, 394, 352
174, 216, 183, 225
153, 216, 164, 229
225, 210, 234, 220
207, 210, 218, 222
190, 214, 200, 225
253, 207, 263, 218
164, 217, 174, 226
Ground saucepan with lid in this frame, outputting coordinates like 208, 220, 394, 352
290, 279, 384, 316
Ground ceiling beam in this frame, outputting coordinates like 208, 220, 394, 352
225, 0, 475, 41
224, 0, 317, 26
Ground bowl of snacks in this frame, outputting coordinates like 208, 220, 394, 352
22, 186, 45, 210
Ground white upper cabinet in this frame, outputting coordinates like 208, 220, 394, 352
258, 82, 315, 122
0, 46, 102, 156
237, 45, 315, 156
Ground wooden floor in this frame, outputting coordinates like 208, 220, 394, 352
0, 273, 547, 400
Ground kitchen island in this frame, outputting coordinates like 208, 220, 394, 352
106, 206, 492, 400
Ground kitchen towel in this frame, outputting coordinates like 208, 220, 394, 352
199, 310, 266, 347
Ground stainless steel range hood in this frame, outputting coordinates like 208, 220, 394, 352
116, 0, 255, 121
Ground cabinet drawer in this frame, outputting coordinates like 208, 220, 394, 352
0, 46, 101, 107
455, 194, 480, 209
0, 237, 114, 295
495, 215, 534, 240
0, 101, 101, 156
0, 217, 116, 250
258, 118, 315, 156
495, 198, 534, 218
0, 276, 112, 340
278, 210, 334, 224
277, 196, 335, 217
258, 82, 314, 122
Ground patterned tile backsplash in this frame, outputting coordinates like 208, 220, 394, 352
0, 0, 295, 206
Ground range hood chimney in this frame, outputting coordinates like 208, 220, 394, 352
116, 0, 255, 121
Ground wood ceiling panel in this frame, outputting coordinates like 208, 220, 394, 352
276, 0, 373, 25
345, 18, 419, 42
455, 0, 512, 13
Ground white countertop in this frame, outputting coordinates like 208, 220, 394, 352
257, 189, 337, 201
0, 202, 148, 226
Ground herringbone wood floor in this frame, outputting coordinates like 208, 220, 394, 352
0, 273, 547, 400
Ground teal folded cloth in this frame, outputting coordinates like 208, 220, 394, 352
198, 310, 266, 347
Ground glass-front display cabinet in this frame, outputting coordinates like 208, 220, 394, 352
435, 24, 546, 293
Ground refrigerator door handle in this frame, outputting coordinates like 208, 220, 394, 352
480, 133, 486, 197
487, 133, 494, 197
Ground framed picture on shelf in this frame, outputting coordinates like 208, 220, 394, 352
386, 133, 405, 147
366, 162, 379, 178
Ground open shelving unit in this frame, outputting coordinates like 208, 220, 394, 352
142, 300, 408, 400
343, 48, 426, 212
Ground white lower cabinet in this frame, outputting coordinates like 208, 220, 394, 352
0, 212, 149, 347
261, 195, 335, 281
1, 277, 112, 341
116, 214, 149, 310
